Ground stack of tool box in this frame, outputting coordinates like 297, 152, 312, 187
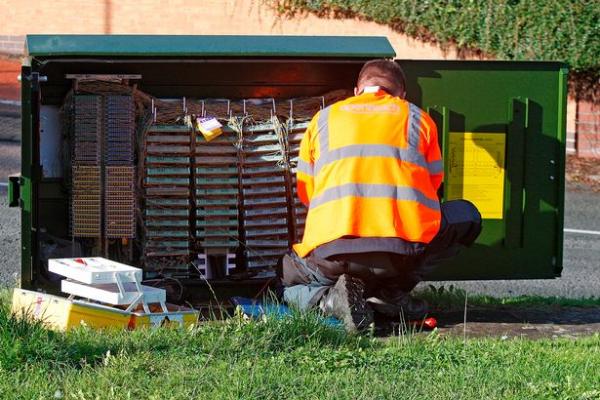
71, 95, 103, 238
12, 257, 198, 331
240, 121, 291, 275
143, 125, 193, 275
287, 121, 310, 243
194, 126, 240, 278
104, 95, 136, 239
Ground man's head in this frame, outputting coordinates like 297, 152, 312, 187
355, 59, 406, 98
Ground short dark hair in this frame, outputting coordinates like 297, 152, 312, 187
356, 59, 406, 96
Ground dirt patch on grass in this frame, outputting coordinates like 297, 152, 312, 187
434, 306, 600, 339
378, 306, 600, 339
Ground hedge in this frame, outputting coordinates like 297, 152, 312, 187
271, 0, 599, 98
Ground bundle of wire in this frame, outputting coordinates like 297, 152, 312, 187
75, 80, 351, 122
72, 79, 351, 276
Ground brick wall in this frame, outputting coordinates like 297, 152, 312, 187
0, 35, 24, 56
576, 102, 600, 158
0, 0, 463, 58
566, 99, 577, 155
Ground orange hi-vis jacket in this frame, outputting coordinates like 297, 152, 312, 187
293, 89, 444, 258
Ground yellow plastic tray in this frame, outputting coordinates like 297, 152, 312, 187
11, 289, 198, 331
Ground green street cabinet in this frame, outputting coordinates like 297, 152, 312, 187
8, 34, 567, 294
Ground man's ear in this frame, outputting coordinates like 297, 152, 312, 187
354, 87, 359, 96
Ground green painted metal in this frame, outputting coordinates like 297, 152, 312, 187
146, 156, 190, 164
398, 60, 567, 280
148, 125, 192, 132
555, 67, 569, 277
20, 66, 33, 289
7, 176, 19, 207
196, 209, 238, 217
19, 34, 567, 288
146, 167, 191, 175
25, 35, 395, 58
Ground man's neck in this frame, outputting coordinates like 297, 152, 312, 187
362, 86, 381, 94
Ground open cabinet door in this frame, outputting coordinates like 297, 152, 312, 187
19, 65, 41, 289
396, 60, 568, 280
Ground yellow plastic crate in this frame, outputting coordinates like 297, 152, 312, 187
11, 289, 198, 331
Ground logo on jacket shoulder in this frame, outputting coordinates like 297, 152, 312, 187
340, 103, 401, 114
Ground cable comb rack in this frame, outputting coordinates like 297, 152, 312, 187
105, 95, 135, 165
71, 95, 102, 237
287, 120, 311, 242
72, 95, 102, 165
143, 125, 193, 275
240, 121, 292, 275
105, 95, 136, 239
71, 165, 102, 237
194, 124, 240, 277
70, 91, 137, 248
105, 166, 136, 238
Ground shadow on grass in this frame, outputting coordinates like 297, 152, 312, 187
416, 285, 600, 310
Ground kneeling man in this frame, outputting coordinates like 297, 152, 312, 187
281, 60, 482, 331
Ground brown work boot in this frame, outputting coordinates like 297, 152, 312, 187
320, 274, 373, 332
366, 289, 429, 320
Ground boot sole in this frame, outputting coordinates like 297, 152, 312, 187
333, 275, 373, 332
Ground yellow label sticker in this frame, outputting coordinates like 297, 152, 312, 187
446, 132, 506, 219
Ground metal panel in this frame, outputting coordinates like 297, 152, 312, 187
20, 66, 35, 289
8, 176, 20, 207
398, 60, 567, 280
39, 105, 62, 177
34, 59, 363, 105
25, 35, 395, 58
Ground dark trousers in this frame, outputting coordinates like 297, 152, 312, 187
282, 200, 482, 310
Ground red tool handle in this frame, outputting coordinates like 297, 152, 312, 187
408, 317, 437, 330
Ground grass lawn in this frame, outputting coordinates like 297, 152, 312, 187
1, 290, 599, 400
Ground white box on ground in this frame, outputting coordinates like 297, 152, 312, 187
61, 280, 166, 305
49, 257, 143, 284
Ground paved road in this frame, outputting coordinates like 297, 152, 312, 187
0, 139, 19, 181
0, 140, 20, 287
422, 186, 600, 298
0, 140, 599, 297
0, 193, 19, 287
0, 105, 21, 142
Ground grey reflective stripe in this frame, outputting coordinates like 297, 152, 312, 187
313, 144, 441, 175
317, 106, 331, 153
309, 183, 440, 211
311, 102, 442, 176
296, 159, 314, 176
408, 103, 422, 149
428, 159, 444, 174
